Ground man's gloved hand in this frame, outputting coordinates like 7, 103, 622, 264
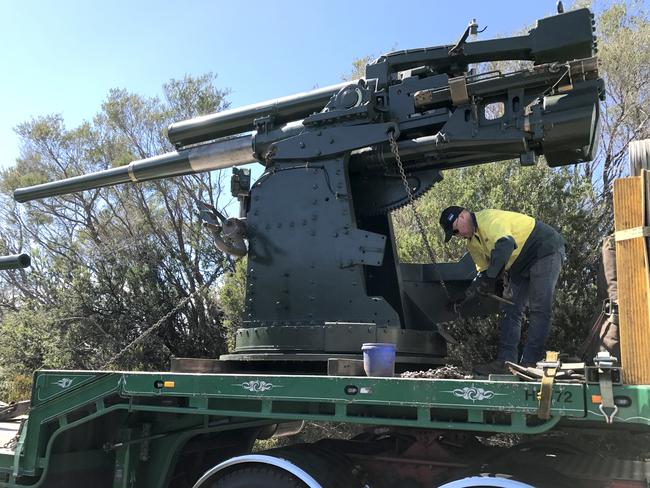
464, 273, 496, 300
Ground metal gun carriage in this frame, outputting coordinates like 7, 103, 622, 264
14, 8, 604, 369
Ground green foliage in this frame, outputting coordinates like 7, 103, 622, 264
2, 374, 31, 403
219, 258, 247, 351
588, 1, 650, 194
0, 74, 233, 380
163, 73, 231, 120
342, 55, 374, 81
0, 308, 69, 374
0, 307, 69, 400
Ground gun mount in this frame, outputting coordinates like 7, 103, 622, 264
14, 9, 604, 368
0, 254, 31, 271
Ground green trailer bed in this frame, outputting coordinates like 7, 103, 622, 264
0, 369, 648, 487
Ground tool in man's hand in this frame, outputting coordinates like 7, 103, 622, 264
482, 293, 514, 306
462, 273, 513, 305
452, 290, 514, 315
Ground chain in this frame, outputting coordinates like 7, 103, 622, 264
100, 270, 221, 370
388, 130, 488, 365
388, 131, 451, 300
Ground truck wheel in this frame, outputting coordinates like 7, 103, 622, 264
210, 465, 308, 488
437, 476, 535, 488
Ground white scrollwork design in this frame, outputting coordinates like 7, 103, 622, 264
54, 378, 73, 389
451, 387, 495, 402
240, 380, 275, 392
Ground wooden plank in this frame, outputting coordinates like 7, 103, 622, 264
613, 176, 650, 384
645, 169, 650, 262
170, 357, 234, 373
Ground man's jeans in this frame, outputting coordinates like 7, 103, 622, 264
497, 247, 565, 364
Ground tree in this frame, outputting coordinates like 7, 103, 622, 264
219, 257, 247, 351
343, 55, 374, 81
590, 1, 650, 200
0, 74, 234, 391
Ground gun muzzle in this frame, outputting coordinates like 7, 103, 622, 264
0, 254, 31, 270
14, 134, 255, 203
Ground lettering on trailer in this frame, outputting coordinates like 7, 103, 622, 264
524, 387, 573, 403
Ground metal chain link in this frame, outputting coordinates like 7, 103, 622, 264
388, 131, 451, 300
100, 270, 221, 369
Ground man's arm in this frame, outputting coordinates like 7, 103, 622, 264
486, 236, 516, 278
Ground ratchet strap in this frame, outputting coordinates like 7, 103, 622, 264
537, 351, 560, 419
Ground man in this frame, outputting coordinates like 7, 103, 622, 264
579, 234, 620, 361
439, 206, 565, 375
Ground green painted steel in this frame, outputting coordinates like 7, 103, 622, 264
0, 370, 648, 486
12, 9, 605, 364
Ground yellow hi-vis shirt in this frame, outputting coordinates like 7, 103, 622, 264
467, 209, 535, 274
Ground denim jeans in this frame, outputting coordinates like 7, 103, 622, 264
497, 246, 565, 364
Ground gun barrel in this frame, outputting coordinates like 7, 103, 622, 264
167, 81, 351, 148
0, 254, 31, 270
14, 134, 254, 203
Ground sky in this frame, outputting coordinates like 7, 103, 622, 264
1, 1, 570, 170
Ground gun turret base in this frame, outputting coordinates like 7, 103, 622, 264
222, 325, 447, 374
217, 353, 447, 375
172, 354, 447, 375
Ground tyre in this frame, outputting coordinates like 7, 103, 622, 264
437, 476, 535, 488
209, 465, 308, 488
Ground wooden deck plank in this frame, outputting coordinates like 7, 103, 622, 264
614, 175, 650, 384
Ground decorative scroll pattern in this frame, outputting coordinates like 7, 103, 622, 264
451, 387, 495, 402
54, 378, 74, 389
239, 380, 276, 392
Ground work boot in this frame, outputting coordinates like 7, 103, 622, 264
472, 360, 508, 376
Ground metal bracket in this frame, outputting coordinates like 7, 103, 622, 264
537, 351, 560, 419
254, 115, 276, 134
270, 122, 399, 161
594, 351, 619, 424
335, 228, 386, 268
231, 168, 251, 218
0, 400, 29, 421
449, 76, 470, 105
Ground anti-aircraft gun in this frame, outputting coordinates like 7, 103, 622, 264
14, 8, 604, 370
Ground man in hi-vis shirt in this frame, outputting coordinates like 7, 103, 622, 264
440, 206, 565, 375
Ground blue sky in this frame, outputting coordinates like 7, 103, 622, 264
1, 1, 570, 169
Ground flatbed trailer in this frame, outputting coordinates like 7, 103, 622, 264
5, 8, 649, 487
0, 368, 647, 487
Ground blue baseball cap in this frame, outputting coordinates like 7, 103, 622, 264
440, 206, 464, 242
